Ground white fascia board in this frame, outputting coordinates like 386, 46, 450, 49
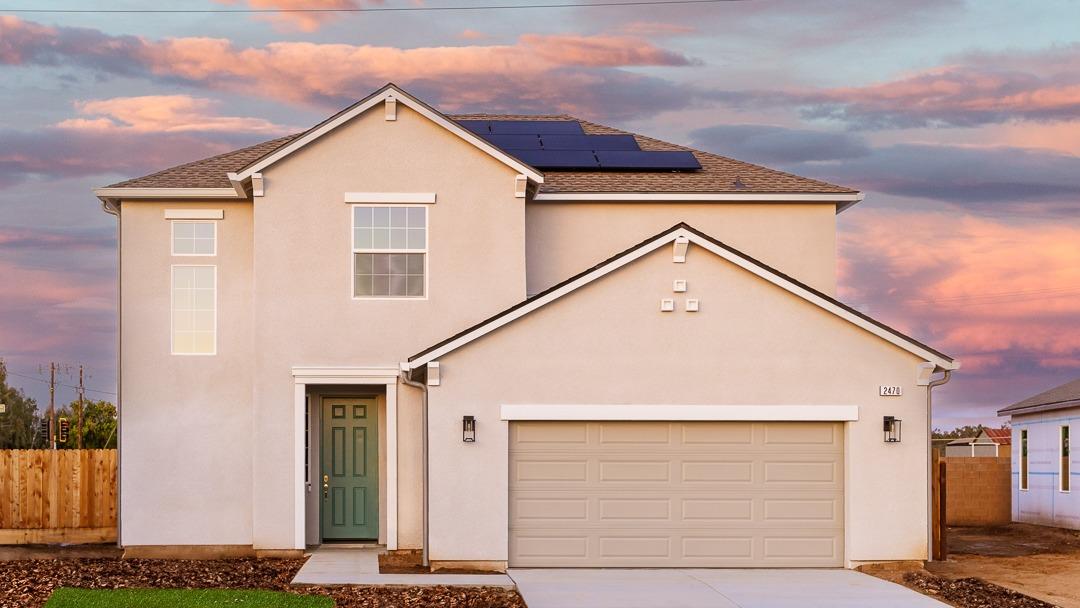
409, 226, 958, 372
408, 235, 670, 368
291, 366, 400, 385
164, 209, 224, 220
233, 86, 543, 184
94, 187, 242, 199
531, 192, 864, 203
344, 192, 437, 204
501, 404, 859, 422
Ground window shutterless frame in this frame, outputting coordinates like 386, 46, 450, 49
170, 220, 217, 256
1062, 425, 1071, 493
350, 204, 429, 300
1020, 428, 1029, 491
170, 264, 217, 355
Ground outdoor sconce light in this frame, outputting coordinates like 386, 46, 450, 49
883, 416, 902, 443
463, 415, 476, 443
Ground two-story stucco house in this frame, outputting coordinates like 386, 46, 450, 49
94, 84, 958, 571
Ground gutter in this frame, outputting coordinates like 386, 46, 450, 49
101, 198, 121, 548
398, 365, 429, 568
925, 368, 952, 562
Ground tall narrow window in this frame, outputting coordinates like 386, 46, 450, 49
352, 206, 426, 298
172, 265, 216, 355
1020, 429, 1029, 491
1062, 426, 1071, 492
172, 221, 216, 255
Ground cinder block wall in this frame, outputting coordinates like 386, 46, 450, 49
944, 456, 1012, 526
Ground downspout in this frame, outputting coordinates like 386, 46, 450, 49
399, 365, 429, 568
101, 198, 121, 549
926, 368, 952, 562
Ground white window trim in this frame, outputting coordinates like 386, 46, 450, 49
170, 220, 217, 257
164, 209, 224, 220
344, 192, 436, 204
170, 264, 217, 356
500, 404, 859, 422
1020, 428, 1029, 492
1062, 425, 1071, 493
350, 204, 429, 301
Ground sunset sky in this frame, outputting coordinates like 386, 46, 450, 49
1, 0, 1078, 428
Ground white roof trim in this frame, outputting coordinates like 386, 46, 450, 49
233, 85, 544, 184
532, 192, 864, 202
409, 226, 958, 371
501, 404, 859, 422
94, 187, 242, 199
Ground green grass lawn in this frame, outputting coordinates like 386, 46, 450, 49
45, 588, 333, 608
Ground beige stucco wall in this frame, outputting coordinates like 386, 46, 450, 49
525, 201, 838, 296
119, 200, 254, 547
426, 242, 930, 565
250, 103, 528, 549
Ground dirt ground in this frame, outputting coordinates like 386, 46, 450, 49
925, 524, 1080, 608
0, 556, 525, 608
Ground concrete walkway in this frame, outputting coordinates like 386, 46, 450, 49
291, 546, 514, 587
507, 568, 949, 608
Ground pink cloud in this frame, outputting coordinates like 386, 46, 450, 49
618, 22, 696, 36
56, 95, 291, 134
211, 0, 383, 33
0, 17, 698, 118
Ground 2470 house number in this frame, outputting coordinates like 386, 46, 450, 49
879, 385, 903, 396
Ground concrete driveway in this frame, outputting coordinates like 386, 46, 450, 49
507, 569, 948, 608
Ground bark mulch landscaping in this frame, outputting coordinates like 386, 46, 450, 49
0, 558, 526, 608
903, 571, 1058, 608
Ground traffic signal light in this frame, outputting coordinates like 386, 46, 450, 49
58, 418, 70, 444
39, 417, 49, 439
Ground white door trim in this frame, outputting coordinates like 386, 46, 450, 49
292, 366, 399, 550
500, 404, 859, 421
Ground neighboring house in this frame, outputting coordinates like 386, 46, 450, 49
998, 379, 1080, 529
94, 84, 959, 570
944, 428, 1011, 457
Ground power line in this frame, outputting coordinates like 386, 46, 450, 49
0, 0, 749, 13
5, 369, 117, 397
905, 285, 1080, 305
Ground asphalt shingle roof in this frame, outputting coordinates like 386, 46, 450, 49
105, 113, 857, 196
998, 378, 1080, 416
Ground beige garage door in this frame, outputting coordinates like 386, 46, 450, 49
509, 421, 844, 567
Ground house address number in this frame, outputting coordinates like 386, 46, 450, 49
880, 385, 903, 396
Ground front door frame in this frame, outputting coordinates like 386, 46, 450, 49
292, 367, 399, 550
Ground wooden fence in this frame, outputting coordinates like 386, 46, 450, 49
0, 449, 117, 544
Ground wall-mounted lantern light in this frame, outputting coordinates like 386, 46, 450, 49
463, 415, 476, 443
883, 416, 902, 443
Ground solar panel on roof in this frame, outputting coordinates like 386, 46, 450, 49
596, 150, 701, 170
456, 120, 491, 134
488, 120, 584, 135
510, 149, 599, 169
539, 134, 639, 151
484, 134, 543, 150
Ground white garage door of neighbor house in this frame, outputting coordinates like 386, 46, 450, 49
508, 420, 845, 568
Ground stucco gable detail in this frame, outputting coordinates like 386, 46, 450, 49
229, 84, 543, 194
407, 223, 958, 372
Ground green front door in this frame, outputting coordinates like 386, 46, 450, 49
321, 397, 379, 540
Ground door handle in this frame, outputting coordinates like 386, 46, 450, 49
322, 474, 329, 499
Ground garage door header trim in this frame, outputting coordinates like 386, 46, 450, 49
501, 404, 859, 421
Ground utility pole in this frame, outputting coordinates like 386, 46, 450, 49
48, 362, 56, 450
77, 365, 85, 450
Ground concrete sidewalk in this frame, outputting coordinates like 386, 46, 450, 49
291, 546, 514, 587
507, 568, 948, 608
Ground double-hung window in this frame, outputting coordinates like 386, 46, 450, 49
352, 206, 427, 298
171, 265, 216, 355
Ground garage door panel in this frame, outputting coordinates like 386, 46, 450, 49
509, 421, 844, 567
